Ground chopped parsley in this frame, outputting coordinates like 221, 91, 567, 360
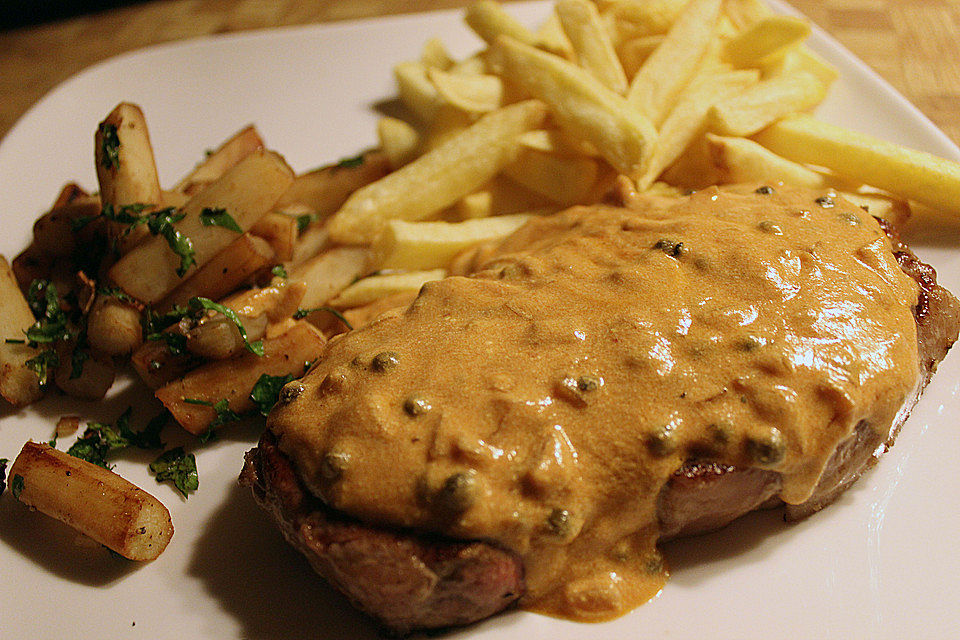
98, 122, 121, 170
141, 305, 191, 356
183, 398, 240, 428
271, 264, 288, 279
188, 297, 264, 356
65, 407, 166, 469
293, 306, 353, 330
250, 373, 295, 416
11, 474, 24, 500
0, 458, 7, 496
149, 448, 198, 498
295, 213, 318, 232
96, 286, 138, 306
199, 207, 242, 234
335, 153, 365, 169
146, 208, 194, 276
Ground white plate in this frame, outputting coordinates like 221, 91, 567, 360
1, 1, 959, 638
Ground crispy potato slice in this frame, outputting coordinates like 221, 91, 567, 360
465, 0, 540, 46
626, 0, 722, 127
708, 71, 827, 137
291, 246, 371, 311
723, 15, 810, 68
0, 256, 42, 406
9, 442, 173, 561
330, 270, 446, 309
249, 212, 298, 262
156, 321, 325, 434
492, 36, 656, 175
753, 114, 960, 217
276, 151, 391, 214
326, 100, 547, 244
556, 0, 628, 94
95, 102, 162, 211
372, 215, 531, 271
174, 125, 264, 195
639, 69, 759, 189
86, 293, 143, 357
704, 133, 828, 188
109, 150, 293, 304
378, 116, 421, 169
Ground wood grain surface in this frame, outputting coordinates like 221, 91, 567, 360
1, 0, 959, 144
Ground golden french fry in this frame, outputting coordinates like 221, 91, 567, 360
157, 234, 276, 311
723, 0, 773, 31
764, 46, 839, 87
708, 71, 826, 137
659, 134, 724, 189
9, 442, 173, 561
395, 61, 443, 123
156, 321, 325, 434
174, 125, 264, 195
557, 0, 628, 94
639, 69, 759, 189
492, 36, 656, 175
109, 150, 293, 304
753, 114, 960, 217
428, 68, 505, 114
617, 35, 664, 79
518, 128, 599, 156
421, 37, 454, 70
373, 214, 531, 271
327, 100, 547, 244
704, 132, 828, 188
535, 10, 575, 59
450, 54, 488, 76
626, 0, 722, 126
837, 191, 910, 227
465, 0, 540, 46
503, 147, 600, 204
378, 116, 420, 169
330, 269, 446, 309
723, 15, 810, 68
605, 0, 689, 41
445, 176, 554, 220
0, 255, 42, 406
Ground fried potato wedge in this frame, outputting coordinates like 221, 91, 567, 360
0, 255, 42, 406
556, 0, 628, 94
723, 15, 810, 68
705, 133, 828, 188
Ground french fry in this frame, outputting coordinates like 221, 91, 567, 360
837, 191, 910, 227
626, 0, 722, 127
86, 293, 143, 357
617, 35, 664, 79
503, 147, 599, 204
605, 0, 688, 41
157, 233, 276, 311
445, 176, 554, 219
723, 0, 773, 31
109, 150, 293, 304
249, 212, 298, 262
340, 291, 419, 332
753, 114, 960, 217
326, 100, 547, 244
428, 68, 505, 114
639, 69, 759, 189
173, 125, 264, 195
395, 61, 443, 123
330, 269, 447, 309
378, 116, 420, 169
372, 214, 531, 271
492, 36, 656, 175
535, 10, 575, 59
518, 128, 598, 156
8, 442, 173, 561
722, 15, 810, 68
709, 71, 826, 137
705, 133, 828, 188
156, 321, 325, 434
420, 105, 477, 152
291, 246, 371, 311
557, 0, 628, 94
659, 134, 724, 189
0, 256, 42, 406
764, 46, 839, 87
275, 151, 391, 214
465, 0, 540, 46
420, 37, 454, 70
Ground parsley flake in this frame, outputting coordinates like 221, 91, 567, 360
271, 264, 288, 279
199, 207, 242, 234
0, 458, 7, 496
250, 373, 295, 416
149, 448, 198, 498
188, 297, 264, 356
11, 474, 24, 500
183, 398, 240, 428
293, 306, 353, 330
98, 122, 121, 170
296, 213, 318, 232
336, 153, 365, 169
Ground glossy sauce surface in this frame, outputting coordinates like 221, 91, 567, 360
270, 186, 919, 620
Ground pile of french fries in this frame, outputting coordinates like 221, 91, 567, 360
3, 0, 960, 560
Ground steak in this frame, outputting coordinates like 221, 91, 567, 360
240, 213, 959, 634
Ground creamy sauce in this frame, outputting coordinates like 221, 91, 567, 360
269, 186, 919, 620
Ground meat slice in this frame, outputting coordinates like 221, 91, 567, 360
241, 219, 959, 634
240, 432, 524, 635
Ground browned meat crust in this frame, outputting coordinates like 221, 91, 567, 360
240, 219, 959, 634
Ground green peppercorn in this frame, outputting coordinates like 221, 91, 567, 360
371, 351, 400, 372
576, 375, 603, 392
435, 472, 476, 513
815, 196, 835, 208
653, 239, 683, 257
403, 395, 432, 416
321, 451, 350, 480
755, 185, 775, 195
646, 425, 677, 457
745, 427, 785, 466
757, 220, 783, 235
547, 507, 572, 537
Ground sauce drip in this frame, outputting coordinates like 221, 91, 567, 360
270, 186, 919, 620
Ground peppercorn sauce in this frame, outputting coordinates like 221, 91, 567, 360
269, 186, 920, 620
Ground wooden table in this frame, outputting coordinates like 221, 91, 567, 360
2, 0, 960, 144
